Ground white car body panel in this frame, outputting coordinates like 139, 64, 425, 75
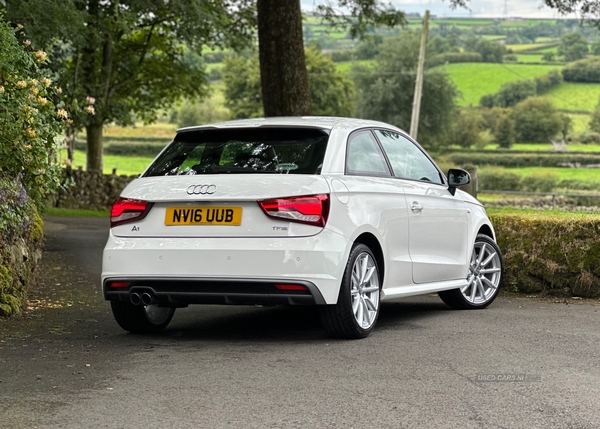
102, 116, 498, 309
103, 231, 350, 304
113, 175, 330, 238
402, 179, 470, 284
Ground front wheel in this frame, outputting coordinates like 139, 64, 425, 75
111, 301, 175, 334
320, 244, 381, 339
439, 234, 503, 310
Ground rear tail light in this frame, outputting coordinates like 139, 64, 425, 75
110, 198, 152, 228
258, 194, 330, 227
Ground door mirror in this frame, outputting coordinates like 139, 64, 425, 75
447, 168, 470, 196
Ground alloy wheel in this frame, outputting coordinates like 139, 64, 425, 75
350, 252, 381, 329
461, 241, 502, 304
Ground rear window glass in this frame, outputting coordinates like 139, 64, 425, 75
143, 127, 329, 176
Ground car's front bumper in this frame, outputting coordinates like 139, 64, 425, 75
101, 230, 351, 305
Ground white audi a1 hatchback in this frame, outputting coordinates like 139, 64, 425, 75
102, 117, 503, 339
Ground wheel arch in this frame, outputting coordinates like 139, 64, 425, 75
353, 232, 385, 285
477, 223, 495, 241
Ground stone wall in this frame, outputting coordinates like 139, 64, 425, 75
53, 169, 138, 210
0, 212, 44, 316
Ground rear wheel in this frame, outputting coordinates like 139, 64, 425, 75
111, 301, 175, 334
320, 243, 381, 339
439, 234, 503, 310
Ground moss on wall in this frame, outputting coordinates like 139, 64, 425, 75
0, 207, 44, 317
491, 213, 600, 298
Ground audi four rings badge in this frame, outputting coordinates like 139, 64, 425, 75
187, 184, 217, 195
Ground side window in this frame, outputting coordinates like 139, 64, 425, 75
374, 129, 443, 185
346, 131, 391, 176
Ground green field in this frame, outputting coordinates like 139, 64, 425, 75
542, 83, 600, 112
434, 63, 562, 106
67, 150, 155, 175
506, 43, 545, 52
537, 46, 559, 53
482, 35, 506, 41
514, 54, 546, 63
101, 122, 177, 139
486, 166, 600, 184
430, 18, 496, 26
568, 113, 593, 134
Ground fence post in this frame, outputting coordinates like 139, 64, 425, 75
462, 165, 478, 199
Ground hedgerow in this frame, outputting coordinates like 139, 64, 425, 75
491, 212, 600, 298
447, 152, 600, 168
562, 56, 600, 83
0, 16, 67, 315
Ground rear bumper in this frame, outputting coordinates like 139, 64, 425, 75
103, 277, 325, 306
101, 230, 351, 305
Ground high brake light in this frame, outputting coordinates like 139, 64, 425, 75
110, 198, 151, 228
258, 194, 330, 227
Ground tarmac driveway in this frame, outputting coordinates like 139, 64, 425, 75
0, 216, 599, 429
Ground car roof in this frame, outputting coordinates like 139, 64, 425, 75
176, 116, 402, 134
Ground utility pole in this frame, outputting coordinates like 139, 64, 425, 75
409, 10, 430, 141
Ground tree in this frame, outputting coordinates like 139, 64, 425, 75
0, 17, 65, 207
559, 113, 572, 140
493, 80, 537, 108
463, 37, 505, 62
6, 0, 255, 172
592, 37, 600, 55
222, 54, 263, 120
305, 46, 356, 117
494, 113, 516, 149
589, 107, 600, 133
355, 34, 383, 60
352, 32, 459, 147
557, 32, 589, 62
543, 1, 600, 27
1, 16, 67, 316
256, 0, 311, 117
542, 52, 556, 62
446, 109, 483, 149
562, 56, 600, 82
512, 97, 562, 143
223, 47, 355, 119
256, 0, 406, 117
175, 99, 229, 128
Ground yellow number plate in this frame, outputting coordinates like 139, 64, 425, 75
165, 207, 242, 226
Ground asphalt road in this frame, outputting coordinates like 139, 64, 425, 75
1, 216, 599, 429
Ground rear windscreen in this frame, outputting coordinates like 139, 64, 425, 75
143, 127, 329, 177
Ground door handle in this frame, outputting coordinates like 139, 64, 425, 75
411, 202, 423, 213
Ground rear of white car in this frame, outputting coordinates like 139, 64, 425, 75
102, 122, 356, 331
102, 117, 502, 338
103, 175, 352, 306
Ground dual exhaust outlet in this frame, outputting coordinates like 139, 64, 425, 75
130, 291, 155, 306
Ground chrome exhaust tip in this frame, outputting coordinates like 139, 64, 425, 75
130, 292, 141, 305
141, 292, 154, 306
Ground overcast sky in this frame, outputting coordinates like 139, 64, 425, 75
301, 1, 576, 19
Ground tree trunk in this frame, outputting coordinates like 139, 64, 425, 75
86, 122, 103, 173
82, 0, 103, 173
257, 0, 312, 117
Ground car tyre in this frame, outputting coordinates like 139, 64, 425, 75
320, 243, 381, 339
111, 300, 175, 334
439, 234, 503, 310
